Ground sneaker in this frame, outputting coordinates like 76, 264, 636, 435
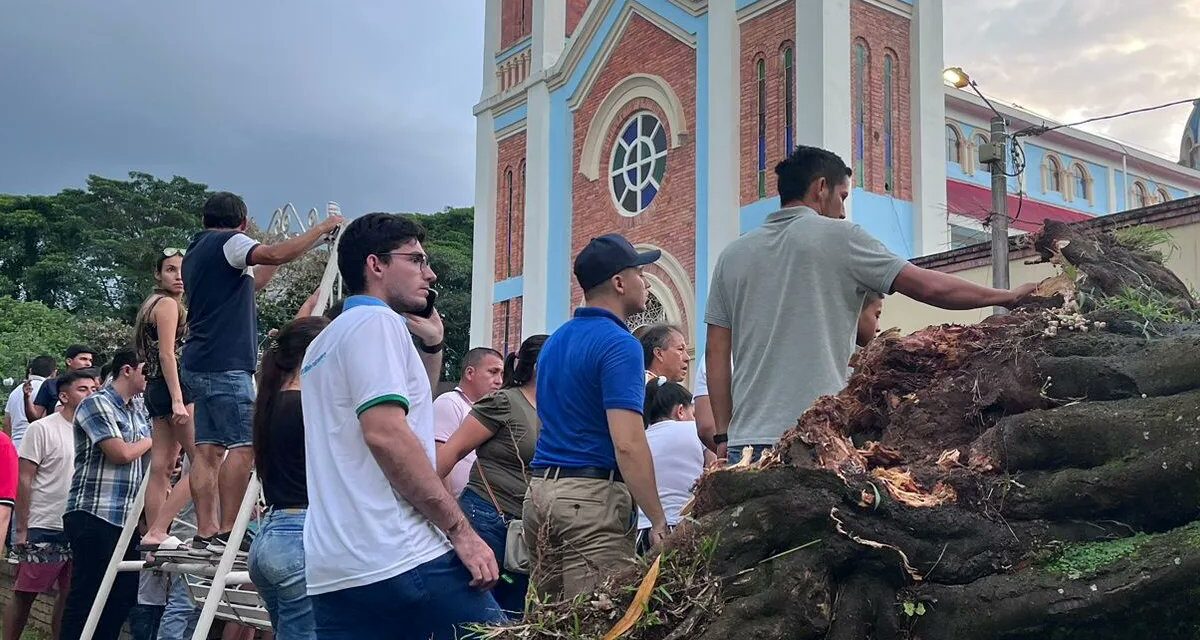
189, 535, 214, 556
206, 531, 252, 555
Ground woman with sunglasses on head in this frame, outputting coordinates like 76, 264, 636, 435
436, 334, 548, 616
136, 248, 195, 551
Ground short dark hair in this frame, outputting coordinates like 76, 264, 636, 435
644, 378, 693, 427
108, 348, 143, 377
503, 335, 548, 389
337, 213, 426, 294
863, 290, 885, 306
203, 192, 248, 229
461, 347, 502, 378
28, 355, 57, 378
65, 344, 96, 360
776, 146, 852, 205
639, 324, 683, 369
56, 369, 98, 394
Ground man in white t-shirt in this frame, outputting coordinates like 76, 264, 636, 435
301, 213, 503, 639
433, 347, 503, 496
3, 369, 98, 640
3, 356, 57, 448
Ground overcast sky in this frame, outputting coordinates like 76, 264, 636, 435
2, 1, 1196, 224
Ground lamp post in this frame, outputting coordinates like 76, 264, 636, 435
944, 67, 1011, 315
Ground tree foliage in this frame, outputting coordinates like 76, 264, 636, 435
0, 297, 84, 382
1, 173, 477, 384
409, 206, 474, 379
0, 172, 206, 322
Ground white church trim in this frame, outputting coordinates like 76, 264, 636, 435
579, 73, 690, 181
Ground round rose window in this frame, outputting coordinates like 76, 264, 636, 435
609, 112, 667, 216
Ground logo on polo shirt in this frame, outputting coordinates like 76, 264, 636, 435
301, 351, 329, 376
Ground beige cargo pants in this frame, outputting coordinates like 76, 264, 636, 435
521, 475, 636, 599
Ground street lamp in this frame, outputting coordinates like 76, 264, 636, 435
944, 67, 1011, 314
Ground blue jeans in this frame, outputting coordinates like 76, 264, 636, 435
460, 489, 529, 615
181, 368, 254, 448
311, 551, 506, 640
248, 508, 314, 640
727, 444, 775, 465
156, 575, 199, 640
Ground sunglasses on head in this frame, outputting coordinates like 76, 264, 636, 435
162, 248, 186, 257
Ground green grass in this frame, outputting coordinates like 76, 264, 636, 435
1113, 226, 1175, 262
1096, 287, 1192, 326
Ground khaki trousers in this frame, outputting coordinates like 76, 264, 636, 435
522, 475, 636, 600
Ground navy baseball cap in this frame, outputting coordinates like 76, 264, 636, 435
574, 234, 661, 291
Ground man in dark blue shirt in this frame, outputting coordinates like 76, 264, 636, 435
523, 233, 668, 599
181, 192, 341, 555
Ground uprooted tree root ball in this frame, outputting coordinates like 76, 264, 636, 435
482, 220, 1200, 640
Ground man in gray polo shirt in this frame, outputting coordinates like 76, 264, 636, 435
706, 146, 1035, 463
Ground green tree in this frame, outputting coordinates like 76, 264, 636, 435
407, 207, 474, 379
0, 297, 81, 383
0, 172, 206, 322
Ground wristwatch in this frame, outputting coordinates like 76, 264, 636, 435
713, 433, 729, 445
419, 340, 445, 354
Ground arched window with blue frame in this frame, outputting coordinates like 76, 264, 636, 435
782, 45, 795, 156
757, 57, 768, 197
883, 52, 896, 192
853, 41, 869, 188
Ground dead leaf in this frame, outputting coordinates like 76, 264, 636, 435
602, 555, 662, 640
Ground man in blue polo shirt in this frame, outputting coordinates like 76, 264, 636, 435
523, 233, 668, 599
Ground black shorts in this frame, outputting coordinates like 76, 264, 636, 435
143, 376, 192, 419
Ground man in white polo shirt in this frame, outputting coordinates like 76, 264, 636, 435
301, 213, 503, 640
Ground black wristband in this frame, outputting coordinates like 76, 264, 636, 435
419, 340, 445, 354
713, 433, 729, 445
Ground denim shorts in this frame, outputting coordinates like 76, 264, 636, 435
181, 368, 254, 449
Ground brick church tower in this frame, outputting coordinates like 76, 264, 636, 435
470, 0, 949, 357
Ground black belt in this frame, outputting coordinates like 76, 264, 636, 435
536, 466, 624, 483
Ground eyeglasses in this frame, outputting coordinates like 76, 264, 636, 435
162, 248, 186, 257
376, 252, 430, 268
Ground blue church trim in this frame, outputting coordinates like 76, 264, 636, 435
493, 276, 524, 302
494, 104, 528, 132
738, 191, 915, 259
546, 0, 707, 336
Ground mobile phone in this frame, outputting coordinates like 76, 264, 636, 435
418, 289, 439, 318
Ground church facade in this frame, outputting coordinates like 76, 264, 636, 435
469, 0, 1200, 355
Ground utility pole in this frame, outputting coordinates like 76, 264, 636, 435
982, 115, 1010, 315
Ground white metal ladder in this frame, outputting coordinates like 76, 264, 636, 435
79, 468, 267, 640
80, 200, 343, 639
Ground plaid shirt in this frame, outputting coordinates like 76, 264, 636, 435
67, 385, 150, 526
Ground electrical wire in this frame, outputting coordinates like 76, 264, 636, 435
1013, 96, 1200, 138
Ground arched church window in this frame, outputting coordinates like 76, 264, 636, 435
1133, 181, 1150, 208
946, 125, 962, 165
756, 58, 767, 197
1046, 155, 1063, 194
610, 112, 668, 216
1157, 187, 1171, 204
1072, 163, 1090, 202
627, 291, 667, 333
782, 46, 795, 155
883, 53, 896, 192
504, 168, 514, 276
973, 134, 990, 174
853, 41, 869, 187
